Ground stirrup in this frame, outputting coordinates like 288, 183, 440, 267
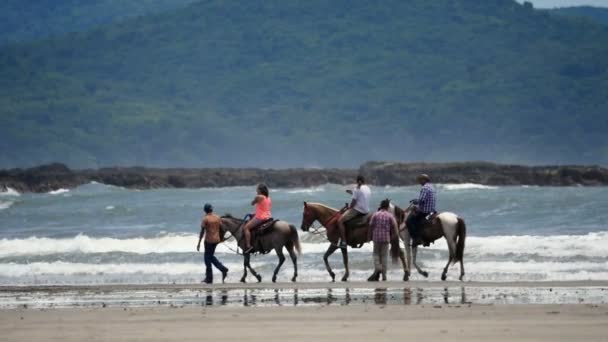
243, 246, 254, 254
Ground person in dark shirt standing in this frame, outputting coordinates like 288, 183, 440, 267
197, 203, 228, 284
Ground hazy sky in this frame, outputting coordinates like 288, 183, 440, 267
517, 0, 608, 8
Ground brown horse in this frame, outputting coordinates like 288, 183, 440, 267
300, 202, 410, 282
399, 204, 467, 281
221, 215, 301, 283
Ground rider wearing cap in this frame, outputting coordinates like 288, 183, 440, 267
197, 203, 228, 284
406, 174, 437, 242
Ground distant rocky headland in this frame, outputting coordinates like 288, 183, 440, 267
1, 162, 607, 193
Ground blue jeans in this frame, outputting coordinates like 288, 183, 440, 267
204, 241, 227, 283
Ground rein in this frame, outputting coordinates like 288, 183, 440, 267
220, 215, 248, 256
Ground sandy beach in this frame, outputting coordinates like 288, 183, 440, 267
2, 303, 607, 342
1, 281, 608, 341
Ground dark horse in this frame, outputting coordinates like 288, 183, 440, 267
300, 202, 410, 282
220, 215, 301, 283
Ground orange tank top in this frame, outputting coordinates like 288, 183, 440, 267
255, 196, 272, 220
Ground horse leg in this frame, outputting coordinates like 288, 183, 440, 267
412, 245, 428, 278
340, 246, 349, 282
459, 258, 465, 281
441, 257, 452, 281
323, 245, 338, 282
240, 254, 248, 283
287, 243, 298, 282
398, 247, 409, 281
245, 253, 262, 283
400, 227, 413, 277
272, 248, 286, 283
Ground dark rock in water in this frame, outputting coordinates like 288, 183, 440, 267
359, 161, 608, 186
1, 162, 607, 193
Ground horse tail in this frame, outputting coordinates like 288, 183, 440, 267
390, 238, 401, 265
289, 224, 302, 255
454, 217, 466, 264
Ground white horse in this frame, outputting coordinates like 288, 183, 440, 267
397, 205, 466, 281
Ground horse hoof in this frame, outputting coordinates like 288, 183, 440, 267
459, 275, 464, 281
240, 278, 246, 283
341, 276, 348, 282
291, 277, 296, 283
272, 276, 277, 283
441, 274, 447, 281
421, 271, 429, 278
403, 273, 409, 282
256, 275, 262, 283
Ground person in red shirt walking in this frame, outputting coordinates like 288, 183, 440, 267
367, 199, 398, 281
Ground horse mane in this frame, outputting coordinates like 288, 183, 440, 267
221, 214, 243, 222
306, 202, 339, 212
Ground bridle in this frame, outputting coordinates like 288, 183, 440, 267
302, 204, 344, 236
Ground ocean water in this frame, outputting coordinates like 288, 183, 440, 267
0, 183, 607, 285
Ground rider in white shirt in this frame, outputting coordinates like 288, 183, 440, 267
337, 175, 371, 248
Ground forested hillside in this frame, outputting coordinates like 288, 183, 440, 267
548, 6, 608, 26
0, 0, 197, 45
1, 0, 607, 168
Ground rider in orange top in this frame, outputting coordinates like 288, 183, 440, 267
243, 183, 272, 253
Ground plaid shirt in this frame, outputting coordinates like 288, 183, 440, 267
418, 183, 437, 214
370, 210, 396, 243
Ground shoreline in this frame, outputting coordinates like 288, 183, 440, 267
2, 161, 608, 193
2, 281, 607, 310
3, 280, 608, 293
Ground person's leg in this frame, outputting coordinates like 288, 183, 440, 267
380, 242, 388, 280
368, 241, 381, 281
338, 209, 357, 246
207, 242, 228, 274
243, 218, 262, 252
406, 213, 417, 238
203, 241, 213, 283
243, 218, 256, 249
373, 242, 382, 272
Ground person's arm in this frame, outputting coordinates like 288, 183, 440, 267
349, 189, 358, 209
197, 219, 205, 252
251, 195, 264, 206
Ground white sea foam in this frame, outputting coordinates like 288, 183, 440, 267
105, 206, 115, 210
48, 188, 70, 195
0, 260, 607, 282
285, 186, 327, 194
1, 232, 607, 259
0, 201, 14, 210
0, 187, 20, 197
439, 183, 499, 191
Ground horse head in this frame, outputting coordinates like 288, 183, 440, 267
301, 202, 314, 232
220, 214, 244, 235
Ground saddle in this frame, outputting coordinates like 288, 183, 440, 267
344, 213, 372, 230
248, 218, 279, 254
412, 211, 441, 247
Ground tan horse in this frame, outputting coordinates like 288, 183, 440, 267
399, 204, 467, 281
300, 202, 410, 282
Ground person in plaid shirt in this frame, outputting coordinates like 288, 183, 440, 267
406, 174, 437, 242
367, 199, 398, 281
